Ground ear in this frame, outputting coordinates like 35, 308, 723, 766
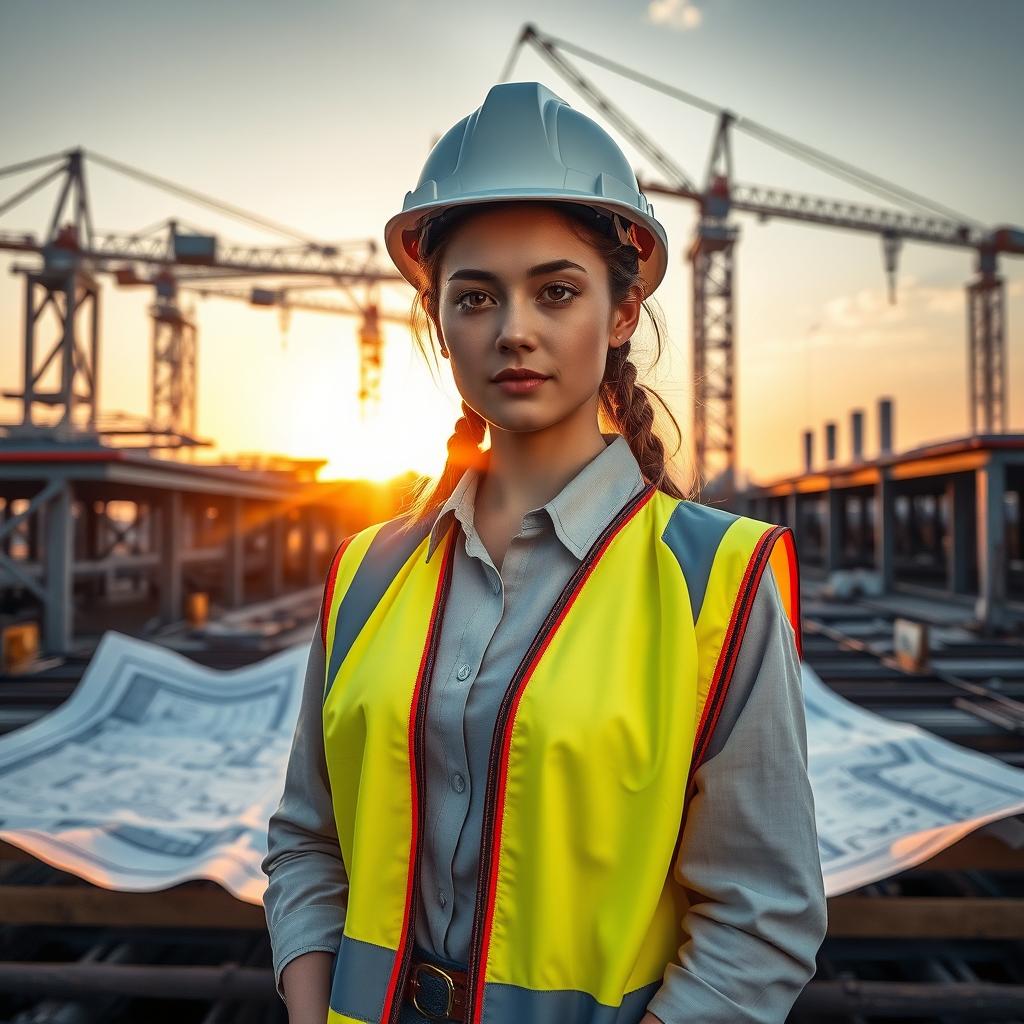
434, 322, 449, 359
611, 285, 643, 344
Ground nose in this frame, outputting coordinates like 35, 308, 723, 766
494, 295, 539, 353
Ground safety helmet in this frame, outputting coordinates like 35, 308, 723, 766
384, 81, 669, 298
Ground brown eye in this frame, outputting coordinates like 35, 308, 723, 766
454, 290, 491, 312
542, 283, 579, 305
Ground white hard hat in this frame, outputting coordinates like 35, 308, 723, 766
384, 81, 669, 298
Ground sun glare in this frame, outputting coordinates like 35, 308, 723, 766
317, 414, 450, 483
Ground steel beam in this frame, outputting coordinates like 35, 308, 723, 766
42, 479, 73, 653
159, 489, 183, 624
975, 455, 1008, 631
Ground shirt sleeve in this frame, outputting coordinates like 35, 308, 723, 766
645, 564, 828, 1024
260, 607, 349, 1004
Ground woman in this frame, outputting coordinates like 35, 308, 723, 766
262, 81, 827, 1024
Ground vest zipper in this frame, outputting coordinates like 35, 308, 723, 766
461, 482, 657, 1024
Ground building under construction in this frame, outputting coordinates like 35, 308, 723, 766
740, 396, 1024, 635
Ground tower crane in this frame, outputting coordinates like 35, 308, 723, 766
0, 148, 409, 449
503, 24, 1024, 495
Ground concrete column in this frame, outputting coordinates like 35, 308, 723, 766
859, 492, 873, 565
43, 480, 73, 654
225, 496, 244, 608
28, 491, 40, 562
82, 497, 100, 602
159, 489, 183, 624
785, 491, 798, 535
975, 456, 1007, 631
268, 508, 285, 599
947, 474, 973, 594
825, 487, 844, 572
302, 506, 319, 586
874, 472, 894, 591
847, 491, 864, 565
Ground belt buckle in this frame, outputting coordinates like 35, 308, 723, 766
411, 961, 456, 1020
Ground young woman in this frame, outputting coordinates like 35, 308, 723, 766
262, 81, 827, 1024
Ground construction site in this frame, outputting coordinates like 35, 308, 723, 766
1, 15, 1022, 1024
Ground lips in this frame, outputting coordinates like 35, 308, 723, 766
492, 369, 550, 382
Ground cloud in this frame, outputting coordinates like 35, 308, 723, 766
755, 322, 934, 358
815, 277, 971, 334
647, 0, 703, 30
921, 284, 967, 316
749, 276, 973, 359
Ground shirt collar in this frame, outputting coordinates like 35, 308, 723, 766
425, 432, 645, 563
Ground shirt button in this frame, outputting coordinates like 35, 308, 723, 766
457, 664, 471, 681
452, 772, 466, 793
438, 889, 447, 907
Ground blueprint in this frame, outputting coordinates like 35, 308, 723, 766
0, 630, 309, 904
0, 630, 1021, 904
802, 662, 1024, 895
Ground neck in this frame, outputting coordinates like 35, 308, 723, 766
476, 405, 612, 523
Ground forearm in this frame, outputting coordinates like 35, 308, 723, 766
282, 950, 333, 1024
262, 615, 349, 1001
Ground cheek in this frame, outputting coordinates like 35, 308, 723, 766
561, 324, 613, 382
439, 306, 486, 350
442, 339, 488, 399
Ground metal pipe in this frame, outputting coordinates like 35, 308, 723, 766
0, 962, 274, 1000
794, 978, 1024, 1016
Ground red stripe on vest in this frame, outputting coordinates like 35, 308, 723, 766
320, 534, 355, 650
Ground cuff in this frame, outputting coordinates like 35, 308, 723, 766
270, 903, 345, 1003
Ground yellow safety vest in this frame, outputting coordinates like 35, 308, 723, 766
320, 483, 801, 1024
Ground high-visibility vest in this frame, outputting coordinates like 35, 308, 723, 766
320, 483, 802, 1024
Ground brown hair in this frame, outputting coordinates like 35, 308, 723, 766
397, 200, 693, 533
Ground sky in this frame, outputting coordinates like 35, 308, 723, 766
0, 0, 1021, 487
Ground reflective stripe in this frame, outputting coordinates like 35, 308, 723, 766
327, 933, 398, 1023
700, 555, 785, 763
690, 523, 783, 773
660, 499, 734, 623
482, 978, 662, 1023
325, 515, 434, 700
321, 537, 353, 650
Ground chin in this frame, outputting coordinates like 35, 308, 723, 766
484, 407, 565, 436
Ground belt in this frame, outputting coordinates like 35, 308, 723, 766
402, 956, 469, 1021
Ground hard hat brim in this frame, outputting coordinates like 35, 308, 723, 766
384, 191, 668, 299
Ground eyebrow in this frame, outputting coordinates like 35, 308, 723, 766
446, 259, 588, 284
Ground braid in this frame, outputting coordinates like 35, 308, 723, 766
602, 340, 683, 497
395, 401, 487, 538
445, 400, 488, 474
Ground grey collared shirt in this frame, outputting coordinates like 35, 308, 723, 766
262, 433, 827, 1022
